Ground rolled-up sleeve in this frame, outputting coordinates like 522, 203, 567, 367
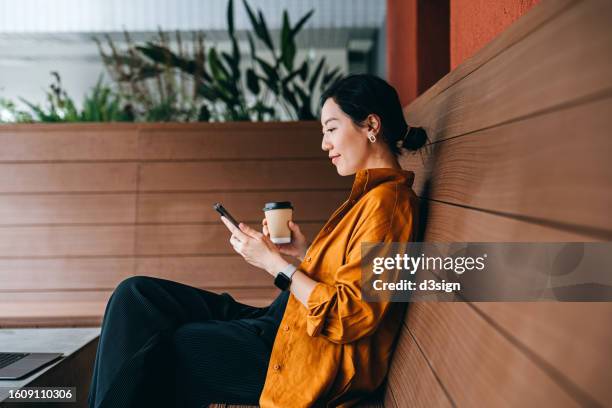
305, 217, 395, 344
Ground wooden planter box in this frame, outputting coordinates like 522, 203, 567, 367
0, 121, 352, 327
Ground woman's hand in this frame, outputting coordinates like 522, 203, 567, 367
221, 216, 288, 277
262, 218, 310, 261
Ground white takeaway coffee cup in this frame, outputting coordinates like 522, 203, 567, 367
263, 201, 293, 244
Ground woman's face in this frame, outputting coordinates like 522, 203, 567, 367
320, 98, 371, 176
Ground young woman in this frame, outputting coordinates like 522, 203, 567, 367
87, 74, 427, 408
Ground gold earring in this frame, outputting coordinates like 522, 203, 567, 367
367, 132, 377, 143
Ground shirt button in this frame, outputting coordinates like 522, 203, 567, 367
306, 256, 311, 262
273, 364, 281, 370
283, 325, 290, 331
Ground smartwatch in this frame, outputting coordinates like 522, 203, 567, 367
274, 264, 297, 291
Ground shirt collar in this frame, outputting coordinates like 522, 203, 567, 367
347, 167, 415, 203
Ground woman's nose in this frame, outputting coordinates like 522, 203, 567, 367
321, 135, 332, 151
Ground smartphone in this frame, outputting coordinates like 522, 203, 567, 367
213, 203, 240, 228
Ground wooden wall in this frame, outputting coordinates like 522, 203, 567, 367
385, 0, 612, 406
0, 122, 351, 327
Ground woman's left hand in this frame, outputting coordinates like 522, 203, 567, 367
220, 216, 286, 277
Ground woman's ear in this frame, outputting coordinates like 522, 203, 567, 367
366, 114, 381, 134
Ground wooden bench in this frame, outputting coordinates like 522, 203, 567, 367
0, 0, 610, 406
212, 0, 612, 406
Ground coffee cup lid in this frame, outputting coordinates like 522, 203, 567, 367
263, 201, 293, 211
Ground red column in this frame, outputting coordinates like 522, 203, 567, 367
387, 0, 450, 106
387, 0, 418, 106
450, 0, 540, 69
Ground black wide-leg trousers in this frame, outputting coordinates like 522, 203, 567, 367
87, 275, 289, 408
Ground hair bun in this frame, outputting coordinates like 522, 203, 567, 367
402, 126, 428, 151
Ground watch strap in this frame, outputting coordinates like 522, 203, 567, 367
281, 263, 298, 280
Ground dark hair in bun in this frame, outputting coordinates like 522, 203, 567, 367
319, 74, 428, 156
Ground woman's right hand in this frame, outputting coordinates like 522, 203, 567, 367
262, 218, 310, 261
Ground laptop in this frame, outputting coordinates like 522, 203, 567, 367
0, 352, 63, 380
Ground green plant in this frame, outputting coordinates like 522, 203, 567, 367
95, 29, 203, 122
0, 97, 34, 123
14, 72, 134, 123
241, 0, 342, 120
96, 0, 343, 122
80, 75, 135, 122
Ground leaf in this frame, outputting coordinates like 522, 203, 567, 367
247, 32, 256, 58
198, 104, 211, 121
281, 82, 299, 113
137, 43, 175, 65
280, 11, 295, 71
291, 9, 314, 37
137, 43, 211, 81
197, 83, 219, 101
281, 67, 303, 85
221, 50, 240, 80
298, 59, 309, 82
242, 1, 260, 35
308, 57, 326, 91
257, 10, 275, 52
231, 35, 241, 61
215, 85, 236, 105
327, 71, 344, 89
294, 84, 315, 120
226, 0, 242, 80
208, 48, 230, 83
246, 68, 260, 95
322, 66, 341, 88
293, 84, 308, 104
218, 77, 240, 98
242, 1, 273, 51
255, 57, 279, 84
227, 0, 235, 36
134, 65, 163, 80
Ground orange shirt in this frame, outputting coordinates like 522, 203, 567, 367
259, 167, 419, 407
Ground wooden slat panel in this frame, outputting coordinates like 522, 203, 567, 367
0, 256, 275, 291
0, 194, 135, 225
0, 291, 112, 328
0, 285, 279, 306
405, 0, 612, 142
0, 258, 132, 291
473, 302, 612, 406
138, 190, 348, 223
139, 160, 349, 192
139, 161, 347, 193
385, 323, 452, 407
139, 122, 322, 159
403, 98, 612, 232
417, 201, 610, 405
0, 226, 135, 257
398, 149, 431, 197
423, 200, 601, 242
0, 163, 138, 193
136, 256, 274, 288
394, 3, 612, 407
406, 302, 578, 406
135, 222, 323, 255
0, 286, 278, 328
136, 121, 318, 132
0, 124, 139, 161
407, 0, 576, 116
